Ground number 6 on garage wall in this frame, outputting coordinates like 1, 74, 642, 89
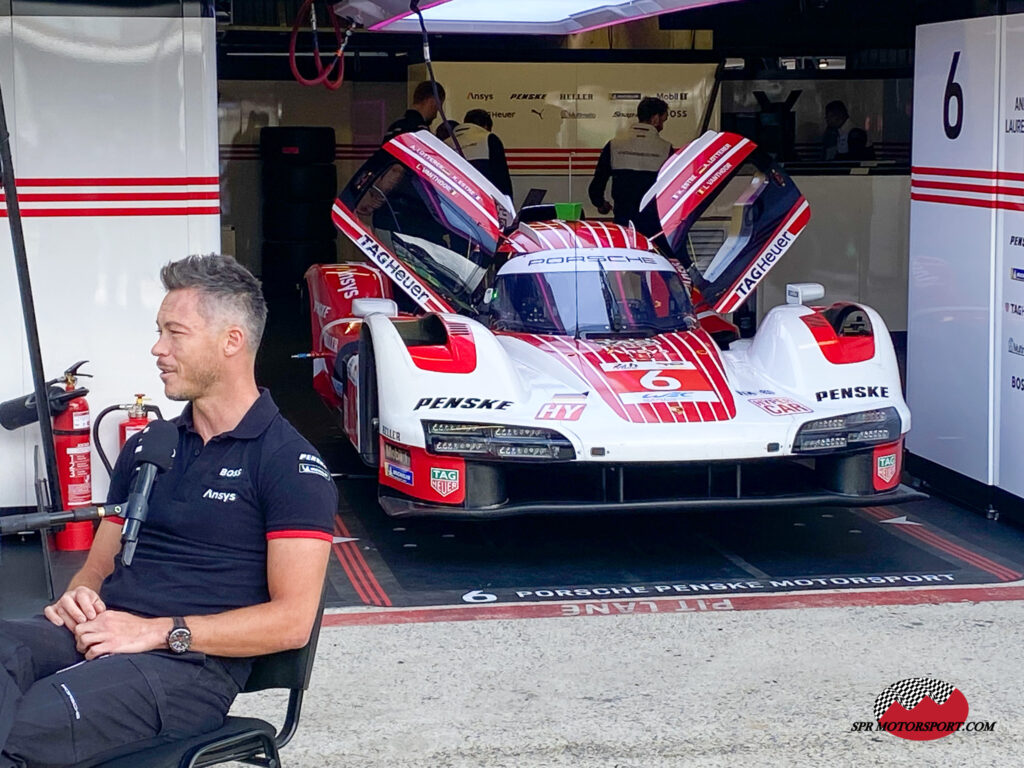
944, 50, 964, 140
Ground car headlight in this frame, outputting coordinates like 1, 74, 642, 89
793, 407, 902, 453
423, 421, 576, 461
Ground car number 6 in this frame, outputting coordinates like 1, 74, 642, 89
639, 370, 682, 390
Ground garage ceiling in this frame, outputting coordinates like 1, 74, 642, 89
330, 0, 741, 34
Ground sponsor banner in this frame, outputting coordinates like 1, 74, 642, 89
409, 62, 717, 175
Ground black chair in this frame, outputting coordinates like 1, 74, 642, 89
84, 593, 326, 768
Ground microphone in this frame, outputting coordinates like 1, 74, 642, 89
0, 502, 127, 536
120, 419, 177, 567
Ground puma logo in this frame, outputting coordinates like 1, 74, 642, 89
531, 108, 544, 120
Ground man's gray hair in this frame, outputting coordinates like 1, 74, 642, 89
160, 254, 268, 352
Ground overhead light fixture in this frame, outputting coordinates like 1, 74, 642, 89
332, 0, 740, 35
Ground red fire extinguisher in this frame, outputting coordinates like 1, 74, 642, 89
52, 361, 94, 550
93, 395, 165, 478
119, 394, 152, 447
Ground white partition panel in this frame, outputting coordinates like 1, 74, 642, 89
907, 16, 1002, 484
0, 12, 219, 508
996, 15, 1024, 498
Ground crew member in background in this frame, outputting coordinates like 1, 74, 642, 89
382, 80, 446, 144
435, 119, 459, 142
588, 97, 672, 229
821, 100, 852, 160
445, 109, 514, 198
0, 254, 337, 767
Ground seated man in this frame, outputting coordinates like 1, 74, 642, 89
0, 254, 337, 767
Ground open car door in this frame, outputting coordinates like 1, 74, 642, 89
333, 130, 515, 315
639, 130, 810, 314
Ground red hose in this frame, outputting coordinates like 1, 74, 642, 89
289, 0, 348, 90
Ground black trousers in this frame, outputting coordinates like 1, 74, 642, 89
0, 617, 240, 768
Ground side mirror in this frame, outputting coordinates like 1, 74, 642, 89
352, 298, 398, 318
785, 282, 825, 305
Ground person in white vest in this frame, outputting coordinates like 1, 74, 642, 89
588, 97, 672, 228
444, 109, 514, 198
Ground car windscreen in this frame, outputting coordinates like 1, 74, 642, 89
488, 269, 696, 337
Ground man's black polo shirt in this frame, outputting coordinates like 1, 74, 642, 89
382, 109, 428, 144
101, 389, 337, 623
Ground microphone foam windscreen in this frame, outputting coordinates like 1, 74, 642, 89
132, 420, 178, 472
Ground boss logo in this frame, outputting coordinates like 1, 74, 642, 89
219, 467, 242, 478
1012, 376, 1024, 391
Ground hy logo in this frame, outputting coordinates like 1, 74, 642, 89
873, 678, 968, 741
430, 468, 460, 497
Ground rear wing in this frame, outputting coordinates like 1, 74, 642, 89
640, 130, 810, 314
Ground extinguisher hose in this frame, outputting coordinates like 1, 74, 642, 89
92, 403, 165, 478
92, 405, 121, 477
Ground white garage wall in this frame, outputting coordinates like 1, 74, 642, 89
0, 15, 219, 509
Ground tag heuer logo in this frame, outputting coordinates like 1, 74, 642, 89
430, 468, 460, 497
876, 454, 897, 484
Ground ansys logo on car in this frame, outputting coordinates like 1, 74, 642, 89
850, 678, 995, 739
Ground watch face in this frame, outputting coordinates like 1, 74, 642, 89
168, 627, 191, 653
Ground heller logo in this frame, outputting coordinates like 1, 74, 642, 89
430, 468, 460, 497
1012, 267, 1024, 282
876, 453, 897, 484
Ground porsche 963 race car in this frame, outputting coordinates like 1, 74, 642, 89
304, 129, 922, 517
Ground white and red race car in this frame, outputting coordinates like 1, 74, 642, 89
305, 129, 922, 517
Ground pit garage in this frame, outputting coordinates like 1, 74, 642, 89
1, 0, 1024, 765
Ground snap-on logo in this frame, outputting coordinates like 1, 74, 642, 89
203, 489, 237, 502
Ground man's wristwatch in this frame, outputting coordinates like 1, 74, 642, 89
167, 617, 192, 654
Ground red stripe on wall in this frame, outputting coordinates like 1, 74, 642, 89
0, 206, 221, 217
16, 176, 219, 187
911, 179, 1024, 196
1, 191, 221, 203
912, 166, 1024, 182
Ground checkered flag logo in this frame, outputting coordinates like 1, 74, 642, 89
873, 678, 956, 722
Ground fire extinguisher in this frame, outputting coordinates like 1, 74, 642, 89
51, 361, 94, 551
52, 361, 92, 509
93, 394, 165, 477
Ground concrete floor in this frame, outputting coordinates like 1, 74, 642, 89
228, 594, 1024, 767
